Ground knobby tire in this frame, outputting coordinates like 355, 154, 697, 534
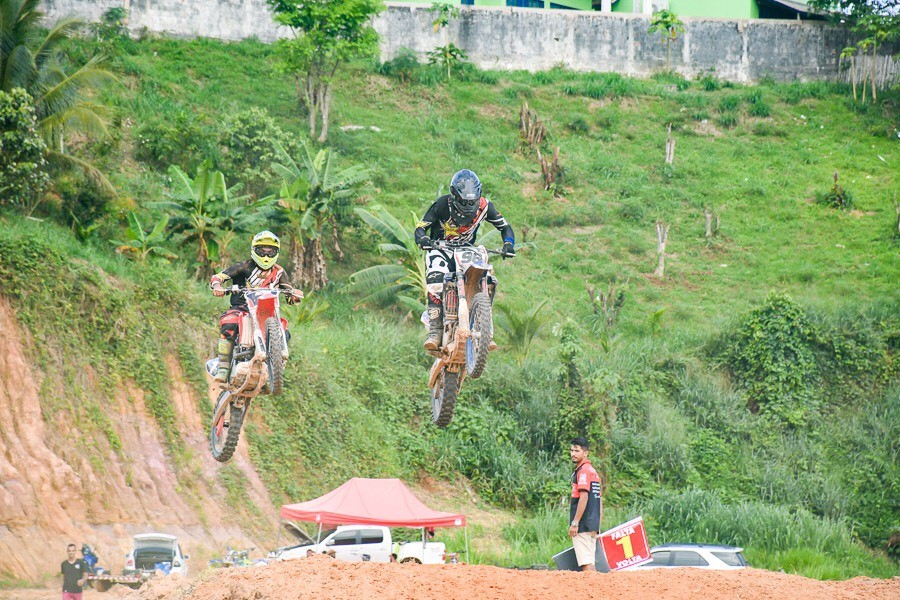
431, 368, 460, 428
265, 317, 284, 396
210, 391, 246, 463
466, 292, 492, 379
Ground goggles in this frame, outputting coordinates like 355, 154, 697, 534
254, 245, 278, 258
454, 195, 480, 207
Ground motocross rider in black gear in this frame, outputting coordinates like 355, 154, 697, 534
414, 169, 515, 353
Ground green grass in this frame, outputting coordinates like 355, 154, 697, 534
4, 34, 898, 581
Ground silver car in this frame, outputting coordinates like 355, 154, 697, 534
631, 543, 748, 570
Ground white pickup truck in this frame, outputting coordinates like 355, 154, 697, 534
277, 525, 447, 564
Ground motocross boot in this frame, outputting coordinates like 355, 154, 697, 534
423, 307, 443, 353
215, 338, 234, 382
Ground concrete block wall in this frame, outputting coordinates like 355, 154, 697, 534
41, 1, 897, 84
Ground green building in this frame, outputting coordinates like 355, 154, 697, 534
409, 0, 817, 19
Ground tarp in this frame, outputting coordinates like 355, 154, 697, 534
280, 478, 466, 528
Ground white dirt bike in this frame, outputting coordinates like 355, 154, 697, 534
425, 240, 508, 427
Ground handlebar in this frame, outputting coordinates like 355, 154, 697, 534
421, 240, 512, 256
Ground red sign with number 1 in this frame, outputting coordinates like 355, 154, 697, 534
599, 516, 652, 571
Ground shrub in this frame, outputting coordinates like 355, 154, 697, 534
725, 291, 819, 427
718, 95, 742, 112
134, 112, 214, 171
815, 173, 853, 210
378, 48, 420, 84
565, 117, 590, 134
717, 113, 739, 128
218, 107, 293, 196
696, 70, 722, 91
0, 88, 48, 208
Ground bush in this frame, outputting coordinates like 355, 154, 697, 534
134, 112, 214, 172
718, 95, 742, 112
0, 88, 49, 208
378, 48, 420, 84
696, 70, 722, 91
815, 175, 853, 210
724, 291, 819, 427
218, 107, 293, 196
717, 113, 739, 128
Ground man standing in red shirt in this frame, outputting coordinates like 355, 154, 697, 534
568, 436, 603, 571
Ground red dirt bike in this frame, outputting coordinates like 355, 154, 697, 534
206, 286, 292, 462
425, 240, 508, 427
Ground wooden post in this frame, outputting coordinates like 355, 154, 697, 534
654, 221, 670, 279
665, 123, 675, 165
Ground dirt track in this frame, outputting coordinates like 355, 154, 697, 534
121, 555, 900, 600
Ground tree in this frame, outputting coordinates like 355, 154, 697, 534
267, 0, 384, 142
270, 141, 370, 290
0, 88, 48, 209
110, 212, 177, 262
648, 9, 685, 73
347, 205, 426, 313
427, 2, 468, 81
0, 0, 115, 190
154, 161, 257, 277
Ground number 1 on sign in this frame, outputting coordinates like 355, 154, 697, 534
616, 535, 634, 559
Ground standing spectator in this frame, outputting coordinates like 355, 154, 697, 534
61, 543, 88, 600
568, 437, 603, 572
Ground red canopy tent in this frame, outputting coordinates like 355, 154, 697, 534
280, 478, 466, 528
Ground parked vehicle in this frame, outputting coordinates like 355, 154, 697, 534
123, 533, 190, 577
206, 286, 292, 462
276, 525, 447, 564
628, 543, 748, 570
425, 240, 505, 427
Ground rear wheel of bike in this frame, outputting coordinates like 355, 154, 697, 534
94, 581, 111, 593
210, 390, 246, 463
465, 292, 492, 379
431, 368, 460, 428
265, 317, 284, 396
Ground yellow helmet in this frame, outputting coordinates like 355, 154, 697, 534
251, 230, 280, 270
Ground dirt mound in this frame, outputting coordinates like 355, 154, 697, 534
135, 556, 900, 600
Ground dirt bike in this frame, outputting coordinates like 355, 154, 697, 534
425, 240, 509, 428
206, 286, 291, 462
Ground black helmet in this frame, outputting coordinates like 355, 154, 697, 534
449, 169, 482, 222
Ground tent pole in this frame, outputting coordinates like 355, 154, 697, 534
316, 523, 323, 544
422, 527, 426, 562
465, 525, 469, 564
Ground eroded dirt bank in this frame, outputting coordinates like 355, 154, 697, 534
129, 556, 900, 600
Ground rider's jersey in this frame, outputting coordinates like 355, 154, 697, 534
414, 195, 514, 247
210, 260, 292, 308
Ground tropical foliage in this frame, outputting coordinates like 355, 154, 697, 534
648, 9, 685, 73
347, 205, 426, 312
270, 140, 370, 290
110, 211, 177, 262
0, 0, 114, 187
0, 87, 47, 208
494, 300, 548, 363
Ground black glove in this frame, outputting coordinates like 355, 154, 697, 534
417, 236, 433, 250
501, 241, 516, 258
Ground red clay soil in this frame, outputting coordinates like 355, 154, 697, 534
134, 555, 900, 600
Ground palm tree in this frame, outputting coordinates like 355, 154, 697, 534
494, 300, 549, 364
346, 205, 426, 313
270, 140, 369, 290
1, 0, 115, 190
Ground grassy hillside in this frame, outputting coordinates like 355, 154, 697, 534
4, 32, 897, 580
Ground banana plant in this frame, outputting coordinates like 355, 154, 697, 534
495, 300, 549, 364
110, 211, 177, 262
270, 140, 370, 290
347, 205, 426, 314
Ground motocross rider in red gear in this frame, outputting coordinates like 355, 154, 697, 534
209, 231, 303, 382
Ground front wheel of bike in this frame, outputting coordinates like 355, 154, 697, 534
465, 292, 492, 379
431, 368, 460, 428
210, 390, 246, 463
265, 317, 284, 396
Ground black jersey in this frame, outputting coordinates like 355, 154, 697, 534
414, 195, 514, 247
210, 260, 293, 307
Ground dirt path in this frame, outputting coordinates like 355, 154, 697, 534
113, 556, 899, 600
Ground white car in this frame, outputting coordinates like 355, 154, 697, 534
278, 525, 446, 564
630, 543, 748, 570
123, 533, 189, 577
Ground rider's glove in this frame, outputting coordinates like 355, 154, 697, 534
417, 236, 433, 250
501, 241, 516, 258
211, 282, 226, 297
286, 288, 304, 305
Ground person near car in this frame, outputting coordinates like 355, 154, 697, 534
61, 543, 88, 600
568, 436, 603, 572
